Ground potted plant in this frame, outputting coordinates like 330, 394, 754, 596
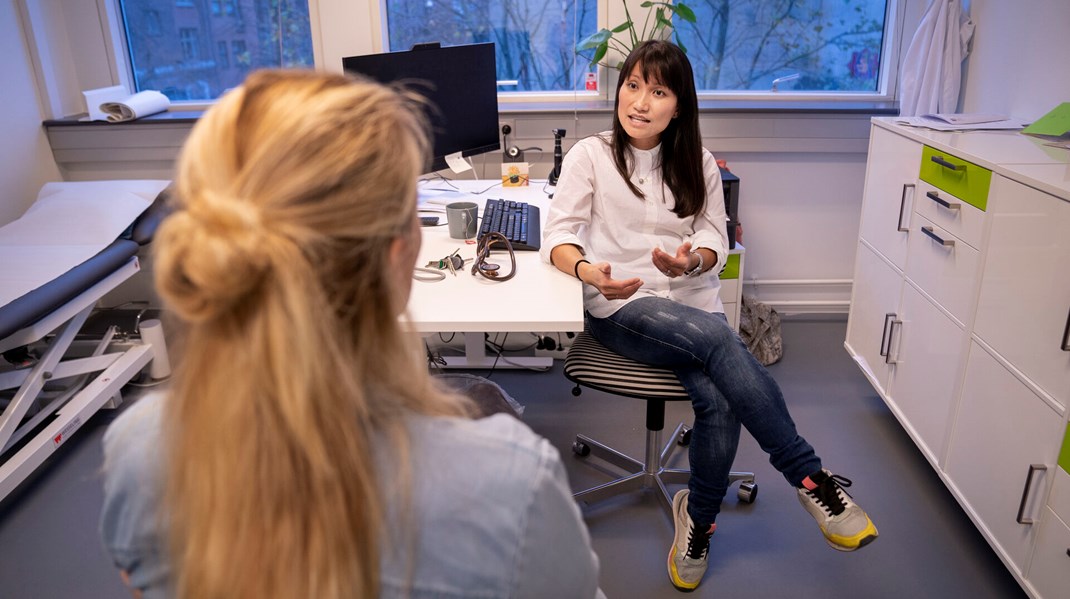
577, 1, 697, 70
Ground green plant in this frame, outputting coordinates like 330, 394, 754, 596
577, 1, 697, 70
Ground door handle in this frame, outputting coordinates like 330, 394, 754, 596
1016, 464, 1047, 525
885, 318, 903, 365
921, 226, 955, 247
897, 184, 914, 232
925, 191, 960, 210
931, 155, 964, 171
879, 312, 895, 357
1061, 307, 1069, 352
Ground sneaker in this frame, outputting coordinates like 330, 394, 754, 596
797, 469, 878, 551
667, 489, 715, 592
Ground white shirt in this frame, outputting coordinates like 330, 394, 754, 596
541, 133, 729, 319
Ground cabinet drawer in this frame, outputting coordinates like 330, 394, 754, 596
915, 181, 985, 249
905, 214, 981, 324
919, 146, 992, 211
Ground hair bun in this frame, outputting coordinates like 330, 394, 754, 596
155, 195, 276, 323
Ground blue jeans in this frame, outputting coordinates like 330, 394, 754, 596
587, 297, 821, 525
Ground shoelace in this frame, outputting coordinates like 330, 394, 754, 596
685, 523, 712, 560
811, 473, 855, 516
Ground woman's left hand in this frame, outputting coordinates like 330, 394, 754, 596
651, 243, 694, 278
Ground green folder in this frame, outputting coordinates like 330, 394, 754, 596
1022, 102, 1070, 139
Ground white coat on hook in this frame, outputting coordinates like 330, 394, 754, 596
899, 0, 975, 117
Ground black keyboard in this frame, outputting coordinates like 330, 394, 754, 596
479, 198, 540, 251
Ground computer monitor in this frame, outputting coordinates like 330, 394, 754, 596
342, 43, 500, 173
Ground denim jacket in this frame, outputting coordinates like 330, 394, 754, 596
100, 392, 605, 598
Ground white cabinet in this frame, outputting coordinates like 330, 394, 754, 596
946, 342, 1064, 574
857, 126, 921, 270
973, 176, 1070, 409
1026, 468, 1070, 598
845, 242, 902, 397
886, 283, 963, 463
848, 119, 1070, 598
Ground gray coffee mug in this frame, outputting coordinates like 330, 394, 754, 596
445, 201, 478, 239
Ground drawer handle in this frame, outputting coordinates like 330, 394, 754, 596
925, 191, 960, 210
885, 318, 903, 365
931, 155, 964, 171
897, 184, 914, 232
1061, 307, 1070, 351
1016, 464, 1047, 525
879, 312, 895, 357
921, 226, 954, 247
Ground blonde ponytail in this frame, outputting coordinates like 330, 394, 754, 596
156, 70, 471, 599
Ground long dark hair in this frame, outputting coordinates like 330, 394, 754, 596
610, 40, 705, 218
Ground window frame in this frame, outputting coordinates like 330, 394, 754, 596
22, 0, 907, 120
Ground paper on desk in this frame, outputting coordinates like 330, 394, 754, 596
444, 152, 473, 174
894, 114, 1029, 131
100, 90, 171, 122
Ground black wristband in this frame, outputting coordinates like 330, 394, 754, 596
573, 259, 591, 281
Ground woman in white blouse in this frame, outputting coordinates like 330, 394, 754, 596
541, 40, 878, 592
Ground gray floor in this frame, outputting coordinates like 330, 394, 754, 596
0, 318, 1025, 598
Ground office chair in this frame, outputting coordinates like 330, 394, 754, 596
565, 331, 757, 519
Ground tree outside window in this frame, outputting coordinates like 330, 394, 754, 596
383, 0, 597, 92
118, 0, 312, 101
674, 0, 888, 92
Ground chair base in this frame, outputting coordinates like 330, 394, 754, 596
572, 423, 756, 520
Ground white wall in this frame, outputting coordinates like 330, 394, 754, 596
960, 0, 1070, 120
0, 0, 61, 227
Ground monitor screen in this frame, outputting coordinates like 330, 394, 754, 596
343, 43, 500, 173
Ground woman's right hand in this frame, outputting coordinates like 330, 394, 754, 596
580, 261, 643, 301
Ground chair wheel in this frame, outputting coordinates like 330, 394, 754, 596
572, 441, 591, 457
737, 481, 757, 503
677, 426, 692, 446
571, 385, 582, 397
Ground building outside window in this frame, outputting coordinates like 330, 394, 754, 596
217, 40, 229, 68
118, 0, 312, 101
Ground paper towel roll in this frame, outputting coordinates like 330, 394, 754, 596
139, 319, 172, 380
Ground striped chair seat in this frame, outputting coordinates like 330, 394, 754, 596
564, 331, 690, 401
564, 329, 757, 519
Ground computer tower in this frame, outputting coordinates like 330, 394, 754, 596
720, 167, 740, 249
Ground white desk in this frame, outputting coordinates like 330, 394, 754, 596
406, 180, 584, 368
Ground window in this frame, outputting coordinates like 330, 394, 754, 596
232, 40, 248, 68
383, 0, 894, 98
217, 41, 229, 69
179, 28, 199, 61
383, 0, 598, 93
118, 0, 313, 102
675, 0, 889, 93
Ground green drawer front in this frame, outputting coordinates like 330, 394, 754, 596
919, 146, 992, 211
1059, 422, 1070, 475
719, 253, 740, 280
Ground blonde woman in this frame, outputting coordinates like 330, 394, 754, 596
99, 70, 603, 599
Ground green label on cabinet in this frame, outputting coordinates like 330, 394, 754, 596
1060, 422, 1070, 475
719, 253, 740, 280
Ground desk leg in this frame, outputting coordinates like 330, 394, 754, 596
436, 332, 554, 369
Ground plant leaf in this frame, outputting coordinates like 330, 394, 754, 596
640, 1, 653, 6
576, 28, 612, 51
611, 20, 633, 33
591, 43, 608, 65
673, 3, 697, 23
